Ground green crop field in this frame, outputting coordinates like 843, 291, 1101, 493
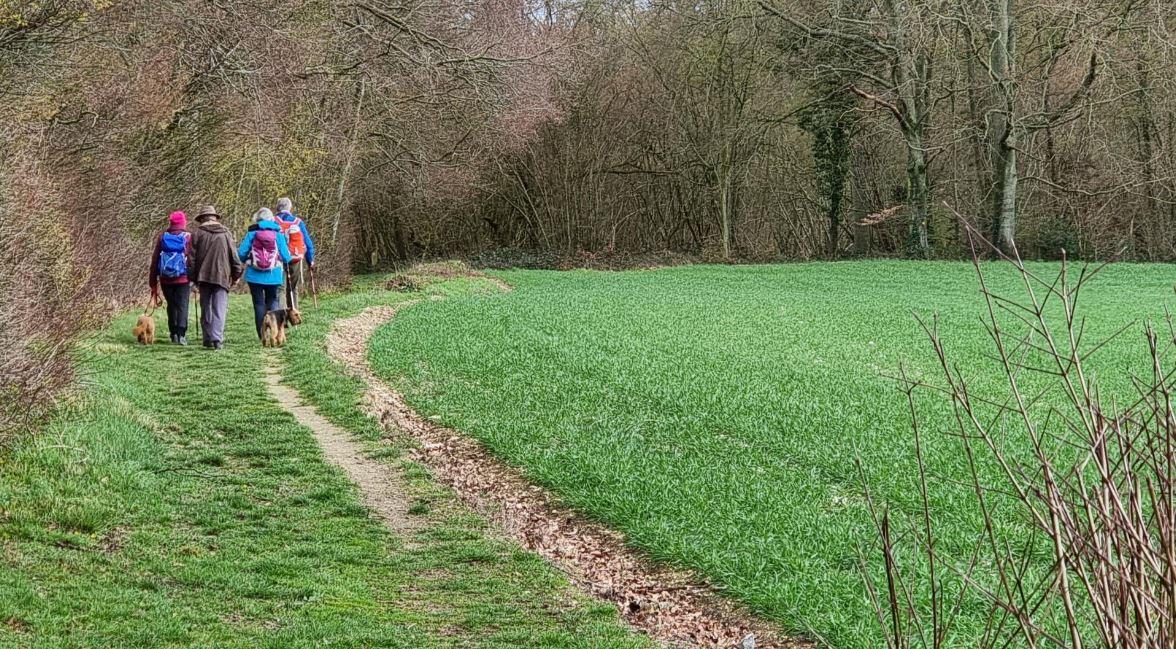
369, 261, 1176, 647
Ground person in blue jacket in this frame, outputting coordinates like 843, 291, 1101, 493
238, 208, 293, 340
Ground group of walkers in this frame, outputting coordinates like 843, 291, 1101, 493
148, 198, 315, 350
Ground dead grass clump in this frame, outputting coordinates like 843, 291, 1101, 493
385, 275, 430, 292
406, 260, 472, 278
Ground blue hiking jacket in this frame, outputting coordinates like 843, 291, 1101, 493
276, 210, 315, 265
238, 220, 292, 285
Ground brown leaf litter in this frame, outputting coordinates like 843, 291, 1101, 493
323, 298, 811, 649
385, 261, 512, 294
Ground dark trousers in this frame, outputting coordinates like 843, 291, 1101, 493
161, 283, 190, 337
285, 261, 303, 310
249, 282, 281, 339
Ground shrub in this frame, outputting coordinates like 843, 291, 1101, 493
865, 250, 1176, 647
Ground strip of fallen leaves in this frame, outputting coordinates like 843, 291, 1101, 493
326, 300, 810, 649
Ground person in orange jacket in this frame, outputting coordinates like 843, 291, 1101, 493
274, 197, 314, 310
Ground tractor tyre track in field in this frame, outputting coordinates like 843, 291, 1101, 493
324, 297, 806, 649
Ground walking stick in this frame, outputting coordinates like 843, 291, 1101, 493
309, 265, 319, 309
284, 265, 293, 310
192, 285, 200, 339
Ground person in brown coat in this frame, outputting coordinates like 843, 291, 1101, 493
190, 205, 243, 350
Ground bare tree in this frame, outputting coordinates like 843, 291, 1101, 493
955, 0, 1126, 255
630, 0, 777, 258
760, 0, 946, 256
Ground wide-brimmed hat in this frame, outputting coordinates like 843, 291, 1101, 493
195, 205, 220, 221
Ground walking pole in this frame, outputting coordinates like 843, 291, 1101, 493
284, 265, 292, 310
298, 261, 305, 310
192, 285, 200, 339
309, 265, 319, 309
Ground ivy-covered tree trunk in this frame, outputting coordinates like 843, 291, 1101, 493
906, 128, 931, 255
801, 100, 853, 259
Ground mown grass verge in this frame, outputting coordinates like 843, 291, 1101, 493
0, 274, 644, 648
367, 261, 1176, 647
280, 273, 645, 647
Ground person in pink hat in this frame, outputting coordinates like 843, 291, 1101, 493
149, 210, 194, 345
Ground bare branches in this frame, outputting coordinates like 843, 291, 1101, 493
863, 239, 1176, 647
756, 1, 893, 57
849, 83, 904, 123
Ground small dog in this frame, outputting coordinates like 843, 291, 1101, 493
261, 309, 290, 348
287, 307, 303, 326
132, 314, 156, 345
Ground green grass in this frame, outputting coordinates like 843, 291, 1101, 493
367, 261, 1176, 647
0, 277, 645, 648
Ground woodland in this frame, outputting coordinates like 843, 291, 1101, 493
1, 0, 1168, 432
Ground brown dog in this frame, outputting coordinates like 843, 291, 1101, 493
261, 309, 289, 348
287, 307, 302, 326
132, 314, 156, 345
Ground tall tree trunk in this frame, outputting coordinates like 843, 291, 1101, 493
988, 0, 1018, 256
906, 126, 931, 255
332, 78, 366, 248
991, 137, 1017, 254
825, 118, 851, 259
801, 99, 853, 260
718, 141, 735, 259
719, 171, 732, 259
965, 54, 989, 233
827, 192, 842, 258
1169, 110, 1176, 260
1136, 57, 1157, 260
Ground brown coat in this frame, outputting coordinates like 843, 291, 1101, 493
191, 221, 244, 290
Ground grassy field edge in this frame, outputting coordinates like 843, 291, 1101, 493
0, 274, 645, 648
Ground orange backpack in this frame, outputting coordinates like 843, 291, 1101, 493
280, 216, 307, 261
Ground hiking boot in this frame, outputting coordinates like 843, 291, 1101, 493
170, 334, 178, 344
213, 341, 223, 351
177, 336, 188, 346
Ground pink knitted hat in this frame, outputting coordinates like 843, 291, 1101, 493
169, 211, 187, 228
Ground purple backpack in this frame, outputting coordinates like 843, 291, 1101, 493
251, 229, 279, 271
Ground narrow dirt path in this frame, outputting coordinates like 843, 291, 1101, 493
327, 302, 806, 649
263, 365, 418, 537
